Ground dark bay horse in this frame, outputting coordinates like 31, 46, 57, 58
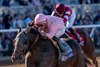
11, 26, 86, 67
65, 28, 98, 67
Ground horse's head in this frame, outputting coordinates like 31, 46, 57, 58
11, 26, 40, 63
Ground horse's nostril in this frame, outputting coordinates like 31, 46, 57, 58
11, 56, 15, 62
11, 56, 14, 59
11, 56, 18, 62
11, 55, 24, 63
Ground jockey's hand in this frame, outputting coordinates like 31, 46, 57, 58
40, 31, 48, 39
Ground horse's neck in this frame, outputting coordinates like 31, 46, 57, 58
30, 39, 54, 53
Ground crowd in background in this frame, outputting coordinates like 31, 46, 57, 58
0, 0, 100, 57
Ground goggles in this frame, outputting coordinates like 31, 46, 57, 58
35, 20, 46, 27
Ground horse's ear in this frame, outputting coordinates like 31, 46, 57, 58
28, 21, 34, 27
18, 27, 21, 33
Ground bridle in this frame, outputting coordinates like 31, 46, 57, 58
12, 26, 40, 62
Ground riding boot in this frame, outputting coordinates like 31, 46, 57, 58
52, 36, 67, 53
68, 28, 80, 43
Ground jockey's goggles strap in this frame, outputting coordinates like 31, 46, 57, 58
37, 20, 46, 24
35, 23, 45, 27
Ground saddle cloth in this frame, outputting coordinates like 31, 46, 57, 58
60, 39, 74, 61
52, 39, 74, 61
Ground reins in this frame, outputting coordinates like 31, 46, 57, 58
25, 34, 39, 54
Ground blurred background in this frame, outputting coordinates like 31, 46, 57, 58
0, 0, 100, 67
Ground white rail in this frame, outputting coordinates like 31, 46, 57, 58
0, 24, 100, 32
73, 24, 100, 28
0, 28, 26, 32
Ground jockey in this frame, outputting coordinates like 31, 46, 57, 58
34, 13, 67, 53
51, 3, 80, 43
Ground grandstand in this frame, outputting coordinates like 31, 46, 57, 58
0, 0, 100, 67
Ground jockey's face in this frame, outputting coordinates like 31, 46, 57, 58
36, 23, 45, 28
34, 20, 46, 27
34, 21, 48, 32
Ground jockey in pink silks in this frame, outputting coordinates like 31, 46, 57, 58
34, 13, 67, 53
51, 3, 80, 43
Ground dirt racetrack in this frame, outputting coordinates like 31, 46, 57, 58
0, 56, 100, 67
0, 60, 25, 67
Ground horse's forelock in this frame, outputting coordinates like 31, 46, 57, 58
26, 26, 40, 35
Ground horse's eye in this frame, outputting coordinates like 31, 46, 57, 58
23, 40, 28, 44
13, 40, 15, 43
13, 40, 16, 46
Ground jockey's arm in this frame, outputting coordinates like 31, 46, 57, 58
51, 11, 59, 16
51, 11, 55, 16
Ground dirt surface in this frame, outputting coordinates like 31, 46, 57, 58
97, 57, 100, 66
0, 57, 100, 67
0, 60, 25, 67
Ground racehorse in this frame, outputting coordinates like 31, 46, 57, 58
11, 26, 86, 67
75, 28, 98, 67
64, 28, 98, 67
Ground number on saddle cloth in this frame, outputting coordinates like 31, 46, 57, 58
60, 39, 73, 55
60, 39, 74, 61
